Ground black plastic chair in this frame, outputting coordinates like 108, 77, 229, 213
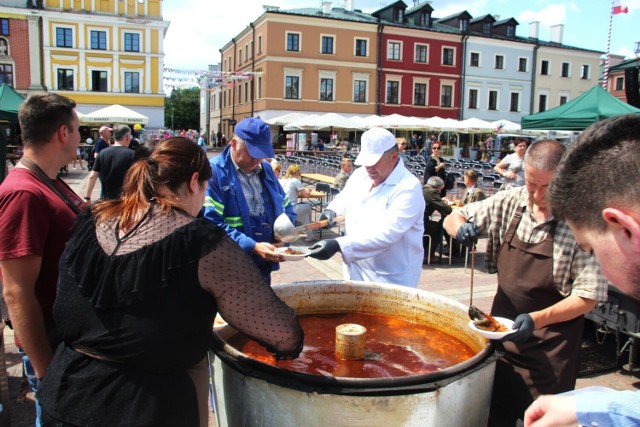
310, 182, 332, 214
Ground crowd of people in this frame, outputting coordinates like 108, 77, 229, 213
1, 93, 639, 426
0, 98, 302, 426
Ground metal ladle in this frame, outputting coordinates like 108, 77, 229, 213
467, 244, 506, 329
274, 213, 344, 243
467, 245, 484, 321
274, 213, 299, 243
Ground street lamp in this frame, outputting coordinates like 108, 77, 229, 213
171, 105, 174, 131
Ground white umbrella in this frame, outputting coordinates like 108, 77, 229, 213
360, 114, 386, 128
490, 120, 521, 133
377, 113, 424, 129
81, 104, 149, 125
423, 116, 461, 131
282, 114, 322, 131
307, 113, 366, 130
265, 112, 308, 126
457, 117, 493, 133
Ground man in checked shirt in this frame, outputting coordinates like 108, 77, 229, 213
444, 139, 608, 427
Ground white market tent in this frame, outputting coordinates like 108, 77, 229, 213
81, 104, 149, 125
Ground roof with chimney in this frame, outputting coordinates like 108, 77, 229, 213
248, 3, 603, 53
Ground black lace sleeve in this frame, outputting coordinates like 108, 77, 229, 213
198, 236, 304, 357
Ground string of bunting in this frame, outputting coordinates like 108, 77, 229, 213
161, 69, 263, 92
163, 68, 208, 92
199, 71, 263, 90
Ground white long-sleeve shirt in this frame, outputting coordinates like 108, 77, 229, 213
327, 160, 425, 287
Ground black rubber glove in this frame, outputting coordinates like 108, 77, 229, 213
456, 220, 481, 247
273, 339, 304, 361
503, 313, 535, 343
308, 239, 340, 260
318, 210, 336, 229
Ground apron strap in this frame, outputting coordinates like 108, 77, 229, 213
20, 158, 84, 215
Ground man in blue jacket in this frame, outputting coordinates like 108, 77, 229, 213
203, 117, 296, 284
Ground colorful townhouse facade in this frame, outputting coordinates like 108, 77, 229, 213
531, 23, 602, 114
217, 4, 380, 138
214, 1, 605, 138
374, 1, 462, 119
457, 14, 534, 122
605, 56, 640, 107
0, 4, 42, 92
0, 0, 169, 129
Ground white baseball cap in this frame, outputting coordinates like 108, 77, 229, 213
354, 127, 396, 166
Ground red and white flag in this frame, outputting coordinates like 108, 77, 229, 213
613, 0, 628, 14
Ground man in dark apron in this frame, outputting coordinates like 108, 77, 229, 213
524, 114, 640, 426
443, 140, 608, 426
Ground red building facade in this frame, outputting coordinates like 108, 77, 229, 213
373, 1, 462, 119
378, 28, 462, 119
0, 16, 32, 90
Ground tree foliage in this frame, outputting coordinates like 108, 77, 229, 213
164, 88, 200, 131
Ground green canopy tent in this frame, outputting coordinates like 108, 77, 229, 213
0, 83, 25, 183
521, 85, 640, 131
0, 83, 24, 121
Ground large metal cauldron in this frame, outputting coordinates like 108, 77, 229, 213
211, 280, 500, 427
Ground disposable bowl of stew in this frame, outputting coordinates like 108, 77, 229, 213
276, 246, 310, 261
468, 316, 515, 340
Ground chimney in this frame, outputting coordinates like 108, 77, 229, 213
344, 0, 354, 11
550, 24, 564, 44
529, 21, 539, 39
322, 1, 332, 14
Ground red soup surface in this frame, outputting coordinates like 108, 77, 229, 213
227, 312, 476, 378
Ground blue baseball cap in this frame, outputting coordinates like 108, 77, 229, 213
234, 117, 273, 159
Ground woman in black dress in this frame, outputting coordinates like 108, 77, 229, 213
39, 137, 303, 427
423, 141, 447, 196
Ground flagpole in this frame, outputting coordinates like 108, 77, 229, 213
603, 0, 614, 90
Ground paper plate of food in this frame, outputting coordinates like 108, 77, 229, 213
276, 246, 310, 261
468, 316, 516, 340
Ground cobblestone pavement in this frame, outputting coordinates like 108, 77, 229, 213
3, 156, 639, 426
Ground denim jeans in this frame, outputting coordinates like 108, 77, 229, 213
22, 355, 42, 427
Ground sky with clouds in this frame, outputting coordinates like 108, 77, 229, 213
163, 0, 639, 71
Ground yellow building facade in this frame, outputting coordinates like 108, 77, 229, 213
8, 0, 169, 128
